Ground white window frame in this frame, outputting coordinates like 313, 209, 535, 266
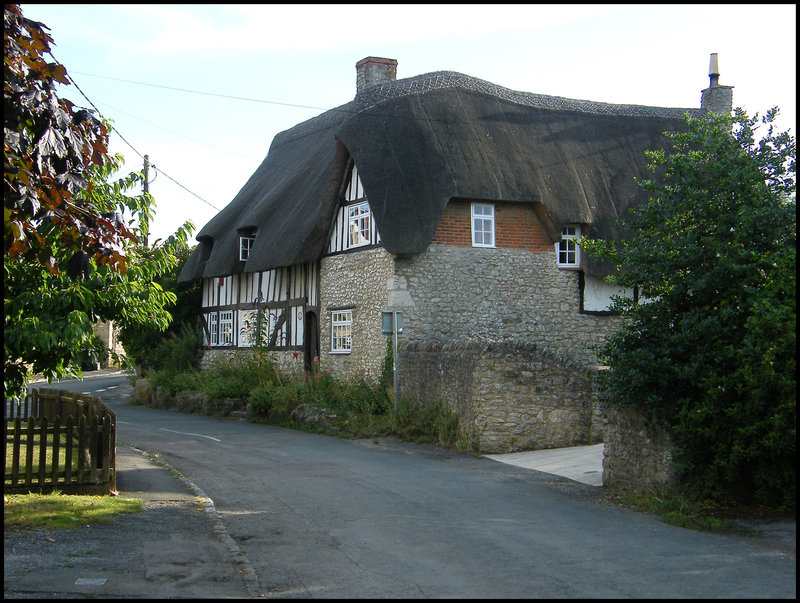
471, 203, 495, 248
208, 312, 219, 346
557, 224, 581, 268
219, 310, 234, 345
239, 236, 255, 261
330, 310, 353, 354
347, 202, 371, 248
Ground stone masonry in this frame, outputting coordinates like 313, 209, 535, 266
601, 403, 676, 492
319, 246, 395, 382
399, 339, 599, 453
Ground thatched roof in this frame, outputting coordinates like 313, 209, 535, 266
179, 70, 699, 282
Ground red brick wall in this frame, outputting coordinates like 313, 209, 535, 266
430, 200, 553, 252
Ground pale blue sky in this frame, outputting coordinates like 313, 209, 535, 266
19, 4, 797, 243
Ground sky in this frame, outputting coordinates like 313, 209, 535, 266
19, 3, 797, 244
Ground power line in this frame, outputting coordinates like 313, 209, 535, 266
92, 96, 257, 161
72, 70, 328, 112
52, 57, 223, 211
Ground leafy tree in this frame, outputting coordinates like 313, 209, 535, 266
4, 4, 192, 399
117, 238, 203, 374
583, 109, 796, 509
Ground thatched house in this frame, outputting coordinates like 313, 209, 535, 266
178, 55, 732, 452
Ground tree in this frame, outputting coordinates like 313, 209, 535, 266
583, 109, 796, 509
117, 238, 203, 374
4, 4, 192, 399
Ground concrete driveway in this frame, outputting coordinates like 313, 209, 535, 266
484, 443, 605, 486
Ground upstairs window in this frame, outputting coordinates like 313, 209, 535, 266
471, 203, 495, 247
348, 202, 372, 248
239, 235, 255, 261
557, 225, 581, 267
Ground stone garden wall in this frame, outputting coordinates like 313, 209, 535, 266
398, 339, 602, 453
600, 403, 676, 492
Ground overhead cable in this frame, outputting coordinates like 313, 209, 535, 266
51, 58, 222, 211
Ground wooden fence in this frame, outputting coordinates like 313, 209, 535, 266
4, 388, 116, 495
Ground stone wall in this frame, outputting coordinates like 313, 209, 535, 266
92, 320, 126, 368
601, 403, 676, 492
398, 339, 601, 453
394, 245, 622, 369
319, 247, 395, 382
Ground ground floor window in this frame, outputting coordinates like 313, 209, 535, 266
208, 312, 218, 346
331, 310, 352, 353
219, 310, 234, 345
206, 310, 234, 347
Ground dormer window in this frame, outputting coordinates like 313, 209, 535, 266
239, 228, 256, 261
327, 162, 381, 254
557, 225, 581, 268
348, 202, 371, 248
471, 203, 495, 247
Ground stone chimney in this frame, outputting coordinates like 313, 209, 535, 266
356, 57, 398, 96
700, 53, 733, 115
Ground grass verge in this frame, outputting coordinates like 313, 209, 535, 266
605, 485, 793, 533
4, 491, 143, 530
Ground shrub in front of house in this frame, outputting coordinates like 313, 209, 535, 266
200, 353, 267, 400
248, 381, 307, 418
137, 336, 471, 448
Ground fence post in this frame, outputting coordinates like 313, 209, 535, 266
11, 417, 22, 485
88, 414, 98, 484
64, 415, 74, 487
24, 417, 34, 489
38, 415, 48, 487
51, 415, 62, 486
77, 415, 86, 485
100, 416, 110, 481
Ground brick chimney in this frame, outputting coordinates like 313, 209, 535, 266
356, 57, 398, 96
700, 53, 733, 115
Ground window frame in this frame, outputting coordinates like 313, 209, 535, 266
557, 224, 581, 268
347, 202, 372, 249
218, 310, 234, 345
330, 309, 353, 354
208, 312, 219, 346
471, 202, 495, 248
239, 236, 255, 261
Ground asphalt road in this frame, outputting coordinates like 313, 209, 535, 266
28, 371, 797, 598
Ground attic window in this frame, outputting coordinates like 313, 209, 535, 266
557, 225, 581, 268
239, 235, 255, 261
348, 202, 371, 248
471, 203, 495, 247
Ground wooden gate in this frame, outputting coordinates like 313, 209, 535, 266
4, 388, 116, 495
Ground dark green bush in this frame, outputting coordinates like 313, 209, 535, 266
148, 367, 201, 396
584, 109, 796, 510
201, 354, 264, 399
248, 381, 306, 417
146, 324, 204, 374
141, 341, 468, 451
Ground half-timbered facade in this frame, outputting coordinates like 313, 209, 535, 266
180, 55, 732, 451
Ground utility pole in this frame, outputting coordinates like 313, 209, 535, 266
142, 155, 150, 247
